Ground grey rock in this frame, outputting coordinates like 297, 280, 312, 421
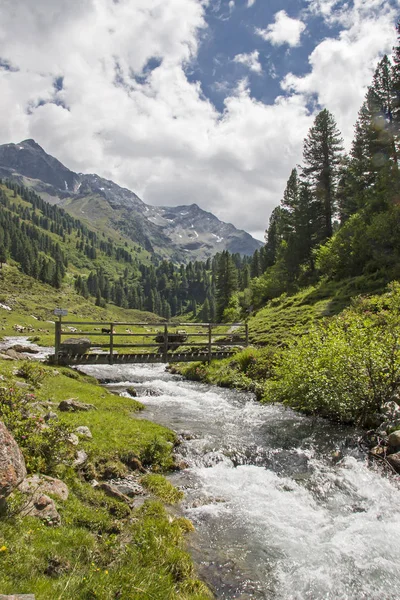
0, 353, 14, 361
99, 482, 131, 503
73, 450, 88, 467
59, 338, 91, 356
76, 426, 92, 439
388, 430, 400, 449
21, 493, 61, 526
67, 433, 79, 446
12, 345, 39, 354
178, 430, 198, 441
15, 381, 30, 389
19, 474, 69, 501
44, 411, 58, 422
5, 349, 23, 360
107, 476, 145, 497
58, 399, 96, 412
0, 421, 27, 499
0, 595, 36, 599
381, 400, 400, 420
387, 451, 400, 473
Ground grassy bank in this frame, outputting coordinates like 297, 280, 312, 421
0, 358, 212, 599
0, 264, 161, 347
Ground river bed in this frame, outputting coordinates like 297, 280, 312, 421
79, 363, 399, 599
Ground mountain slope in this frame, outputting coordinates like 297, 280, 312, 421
0, 139, 262, 262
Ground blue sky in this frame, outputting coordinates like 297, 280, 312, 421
0, 0, 398, 240
189, 0, 342, 110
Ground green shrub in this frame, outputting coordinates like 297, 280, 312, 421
265, 282, 400, 425
16, 362, 48, 387
180, 362, 208, 382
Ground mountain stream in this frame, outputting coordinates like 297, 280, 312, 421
71, 364, 400, 599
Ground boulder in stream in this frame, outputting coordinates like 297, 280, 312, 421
388, 430, 400, 450
386, 451, 400, 473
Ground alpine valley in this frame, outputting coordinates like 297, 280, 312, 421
0, 139, 262, 263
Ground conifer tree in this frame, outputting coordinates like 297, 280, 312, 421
302, 109, 344, 241
0, 244, 6, 269
216, 251, 238, 320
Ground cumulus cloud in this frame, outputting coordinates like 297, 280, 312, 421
282, 0, 398, 144
256, 10, 306, 47
233, 50, 262, 73
0, 0, 397, 241
247, 0, 256, 6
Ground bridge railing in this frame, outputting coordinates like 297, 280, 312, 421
54, 320, 249, 365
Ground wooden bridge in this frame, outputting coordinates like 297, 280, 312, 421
52, 320, 249, 366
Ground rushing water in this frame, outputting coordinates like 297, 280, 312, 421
80, 363, 400, 600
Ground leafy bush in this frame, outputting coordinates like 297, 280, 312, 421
16, 361, 48, 387
265, 282, 400, 424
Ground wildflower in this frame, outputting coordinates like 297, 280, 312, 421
0, 546, 7, 552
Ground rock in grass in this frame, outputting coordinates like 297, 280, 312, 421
58, 399, 96, 412
76, 425, 92, 439
12, 345, 39, 354
0, 594, 35, 600
121, 453, 146, 473
107, 476, 145, 497
73, 450, 88, 466
5, 349, 24, 360
19, 474, 69, 501
99, 482, 131, 504
67, 433, 79, 446
44, 411, 58, 422
21, 493, 61, 526
0, 421, 27, 500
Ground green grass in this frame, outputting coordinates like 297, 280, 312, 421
0, 265, 163, 347
141, 474, 185, 504
0, 501, 211, 599
0, 357, 211, 599
248, 273, 388, 348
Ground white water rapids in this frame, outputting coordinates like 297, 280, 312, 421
80, 363, 400, 600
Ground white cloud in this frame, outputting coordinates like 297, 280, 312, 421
256, 10, 306, 47
282, 0, 398, 145
233, 50, 262, 73
306, 0, 343, 21
247, 0, 256, 6
0, 0, 397, 241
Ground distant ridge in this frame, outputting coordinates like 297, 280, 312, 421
0, 139, 262, 263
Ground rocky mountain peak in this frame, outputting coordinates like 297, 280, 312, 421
0, 139, 263, 262
0, 139, 80, 192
